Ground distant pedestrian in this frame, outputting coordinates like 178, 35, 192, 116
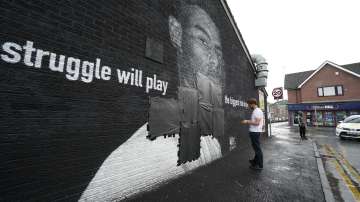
299, 121, 307, 140
241, 98, 264, 170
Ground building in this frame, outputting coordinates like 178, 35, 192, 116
0, 0, 263, 201
269, 100, 288, 122
284, 61, 360, 127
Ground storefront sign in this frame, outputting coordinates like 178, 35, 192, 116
288, 102, 360, 111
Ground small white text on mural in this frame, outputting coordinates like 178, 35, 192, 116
224, 95, 248, 108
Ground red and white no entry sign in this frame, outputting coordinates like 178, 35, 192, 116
272, 87, 283, 99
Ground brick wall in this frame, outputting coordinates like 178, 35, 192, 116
287, 64, 360, 104
0, 0, 257, 201
287, 89, 301, 103
301, 64, 360, 102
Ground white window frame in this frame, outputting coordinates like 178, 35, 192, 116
317, 85, 344, 97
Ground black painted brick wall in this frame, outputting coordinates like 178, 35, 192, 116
0, 0, 257, 201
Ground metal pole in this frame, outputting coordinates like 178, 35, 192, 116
269, 114, 272, 137
315, 106, 317, 127
268, 98, 275, 137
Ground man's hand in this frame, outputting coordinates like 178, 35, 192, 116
242, 118, 262, 125
241, 120, 249, 124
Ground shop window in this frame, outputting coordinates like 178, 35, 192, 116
306, 112, 312, 126
336, 111, 346, 123
293, 111, 303, 125
324, 112, 334, 126
317, 85, 343, 97
314, 111, 323, 126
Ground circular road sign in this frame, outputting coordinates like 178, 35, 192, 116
272, 88, 283, 99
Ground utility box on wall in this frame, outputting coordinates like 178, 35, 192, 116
0, 0, 258, 201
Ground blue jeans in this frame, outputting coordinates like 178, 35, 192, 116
249, 132, 263, 167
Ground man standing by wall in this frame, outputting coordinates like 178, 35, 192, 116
242, 98, 264, 170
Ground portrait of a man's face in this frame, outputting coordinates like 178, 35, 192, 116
170, 5, 224, 89
148, 3, 225, 164
181, 6, 223, 86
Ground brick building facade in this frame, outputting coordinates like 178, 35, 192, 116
269, 100, 288, 122
285, 61, 360, 127
0, 0, 260, 201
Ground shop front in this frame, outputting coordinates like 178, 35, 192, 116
288, 102, 360, 127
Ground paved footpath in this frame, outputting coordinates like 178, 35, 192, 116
127, 122, 325, 202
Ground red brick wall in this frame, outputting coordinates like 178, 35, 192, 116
288, 89, 301, 103
301, 64, 360, 102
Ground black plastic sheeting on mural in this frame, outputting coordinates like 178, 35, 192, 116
199, 101, 213, 135
177, 122, 201, 165
210, 82, 223, 108
196, 72, 224, 136
178, 87, 198, 123
148, 97, 181, 139
148, 81, 225, 164
213, 107, 224, 137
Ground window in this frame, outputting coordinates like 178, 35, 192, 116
336, 85, 343, 95
318, 88, 323, 96
317, 85, 343, 97
344, 116, 360, 123
323, 86, 335, 96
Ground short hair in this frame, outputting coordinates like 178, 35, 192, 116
247, 98, 257, 105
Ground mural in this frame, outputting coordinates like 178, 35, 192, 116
0, 0, 257, 201
148, 4, 225, 163
80, 3, 226, 201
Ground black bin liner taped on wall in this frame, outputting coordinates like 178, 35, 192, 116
213, 108, 224, 137
148, 97, 180, 139
178, 122, 201, 165
178, 87, 198, 123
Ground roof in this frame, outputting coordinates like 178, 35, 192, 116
284, 61, 360, 89
284, 70, 314, 89
342, 62, 360, 75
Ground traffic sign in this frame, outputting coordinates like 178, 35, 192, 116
272, 87, 283, 99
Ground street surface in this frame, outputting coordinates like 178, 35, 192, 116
130, 122, 324, 202
307, 125, 360, 202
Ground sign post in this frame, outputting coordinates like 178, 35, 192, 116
269, 87, 284, 137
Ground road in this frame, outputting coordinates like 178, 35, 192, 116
284, 123, 360, 202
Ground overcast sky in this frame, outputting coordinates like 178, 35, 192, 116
226, 0, 360, 102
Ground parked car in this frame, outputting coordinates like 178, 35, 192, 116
336, 115, 360, 140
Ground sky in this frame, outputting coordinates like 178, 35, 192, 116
226, 0, 360, 102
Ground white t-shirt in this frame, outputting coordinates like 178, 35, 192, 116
249, 107, 264, 132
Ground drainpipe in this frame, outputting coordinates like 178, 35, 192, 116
251, 54, 270, 136
252, 54, 268, 87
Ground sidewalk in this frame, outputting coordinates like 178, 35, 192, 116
128, 127, 325, 202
